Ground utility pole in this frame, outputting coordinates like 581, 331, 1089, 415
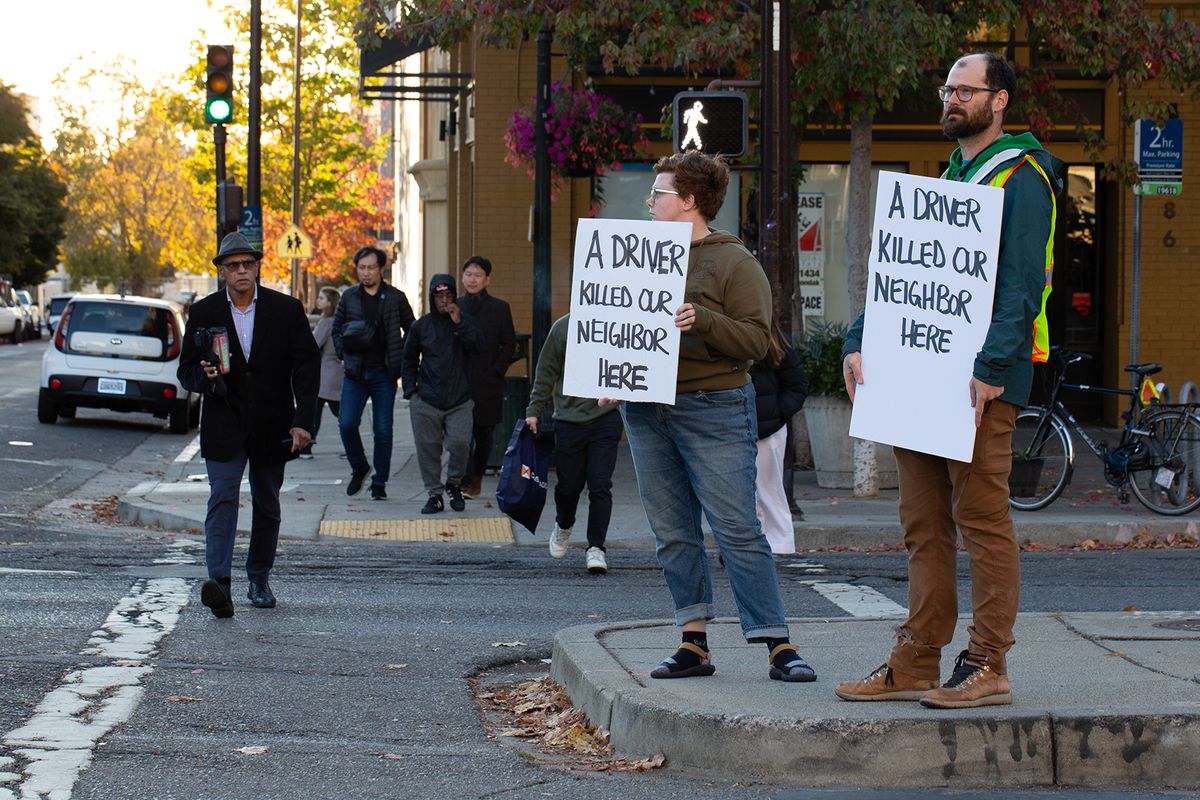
758, 0, 794, 337
290, 0, 304, 302
531, 27, 552, 367
244, 0, 264, 256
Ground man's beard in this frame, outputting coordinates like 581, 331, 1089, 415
941, 101, 994, 139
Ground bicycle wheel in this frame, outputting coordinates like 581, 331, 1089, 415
1128, 409, 1200, 515
1009, 407, 1073, 511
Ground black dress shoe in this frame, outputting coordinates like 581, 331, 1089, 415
247, 580, 276, 608
346, 466, 371, 496
201, 579, 235, 618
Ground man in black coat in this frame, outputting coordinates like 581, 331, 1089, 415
456, 256, 515, 498
178, 232, 320, 618
332, 245, 415, 500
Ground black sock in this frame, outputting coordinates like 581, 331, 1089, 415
683, 631, 708, 650
766, 637, 796, 669
660, 632, 709, 672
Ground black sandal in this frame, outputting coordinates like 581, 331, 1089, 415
768, 644, 817, 683
650, 642, 716, 679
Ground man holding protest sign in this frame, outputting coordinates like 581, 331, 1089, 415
617, 151, 816, 684
837, 53, 1061, 709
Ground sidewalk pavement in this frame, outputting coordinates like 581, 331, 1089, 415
117, 399, 1200, 790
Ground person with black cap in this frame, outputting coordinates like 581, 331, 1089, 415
178, 231, 320, 618
401, 273, 483, 514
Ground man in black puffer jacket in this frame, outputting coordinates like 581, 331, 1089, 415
332, 245, 415, 500
401, 273, 483, 514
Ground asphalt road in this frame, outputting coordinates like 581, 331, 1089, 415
1, 337, 1197, 799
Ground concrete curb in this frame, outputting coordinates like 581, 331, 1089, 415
116, 481, 210, 535
550, 617, 1200, 789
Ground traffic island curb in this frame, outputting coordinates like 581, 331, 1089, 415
550, 616, 1200, 789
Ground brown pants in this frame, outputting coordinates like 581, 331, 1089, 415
888, 400, 1020, 680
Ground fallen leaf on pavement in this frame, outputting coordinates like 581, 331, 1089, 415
233, 746, 268, 756
491, 641, 526, 647
1104, 652, 1125, 657
166, 695, 203, 703
1124, 606, 1140, 612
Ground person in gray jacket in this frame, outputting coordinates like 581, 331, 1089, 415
401, 274, 483, 514
300, 286, 343, 458
332, 246, 415, 500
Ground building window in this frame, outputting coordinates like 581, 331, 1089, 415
595, 163, 741, 234
797, 163, 907, 325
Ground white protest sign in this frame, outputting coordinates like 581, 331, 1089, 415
562, 218, 691, 404
849, 171, 1003, 462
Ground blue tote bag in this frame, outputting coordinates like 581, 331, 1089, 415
495, 419, 554, 534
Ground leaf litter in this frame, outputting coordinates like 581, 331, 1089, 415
473, 674, 665, 773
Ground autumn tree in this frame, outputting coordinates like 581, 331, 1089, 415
53, 64, 210, 295
0, 82, 67, 288
175, 0, 390, 287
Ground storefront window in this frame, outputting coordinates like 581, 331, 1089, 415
796, 163, 907, 326
596, 163, 741, 233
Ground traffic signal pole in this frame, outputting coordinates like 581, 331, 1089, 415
531, 27, 552, 368
214, 124, 227, 251
248, 0, 262, 209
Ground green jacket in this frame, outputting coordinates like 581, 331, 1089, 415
525, 314, 618, 424
676, 229, 772, 393
845, 132, 1063, 408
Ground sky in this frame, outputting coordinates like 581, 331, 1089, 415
0, 0, 235, 147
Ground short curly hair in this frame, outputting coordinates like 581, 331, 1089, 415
653, 151, 730, 222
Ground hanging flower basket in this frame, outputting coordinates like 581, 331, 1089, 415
504, 81, 649, 184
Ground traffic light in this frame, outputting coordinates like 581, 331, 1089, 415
205, 45, 235, 124
672, 91, 748, 158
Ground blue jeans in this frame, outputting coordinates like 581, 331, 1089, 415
621, 385, 789, 641
338, 366, 397, 489
204, 453, 285, 583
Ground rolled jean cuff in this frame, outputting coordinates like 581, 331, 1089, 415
743, 624, 792, 642
673, 602, 715, 627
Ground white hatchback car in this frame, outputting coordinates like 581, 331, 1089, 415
38, 294, 200, 433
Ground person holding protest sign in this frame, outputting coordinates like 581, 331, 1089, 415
616, 151, 816, 683
525, 314, 623, 574
750, 320, 807, 554
836, 53, 1061, 708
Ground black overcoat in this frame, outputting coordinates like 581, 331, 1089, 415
178, 286, 320, 463
749, 346, 808, 441
457, 289, 515, 426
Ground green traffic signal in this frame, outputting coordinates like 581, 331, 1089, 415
205, 45, 235, 125
206, 98, 232, 123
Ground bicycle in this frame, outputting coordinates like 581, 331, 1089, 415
1009, 347, 1200, 515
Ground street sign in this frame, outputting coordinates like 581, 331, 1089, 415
672, 91, 748, 158
276, 224, 313, 260
1134, 118, 1183, 196
241, 204, 263, 252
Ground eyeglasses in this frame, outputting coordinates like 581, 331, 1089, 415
937, 84, 1001, 103
648, 187, 680, 204
222, 258, 259, 271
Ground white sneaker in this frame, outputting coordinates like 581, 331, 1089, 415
586, 547, 607, 574
549, 524, 571, 558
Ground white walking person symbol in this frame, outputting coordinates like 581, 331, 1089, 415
680, 101, 708, 150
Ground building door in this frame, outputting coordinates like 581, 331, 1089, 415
1029, 165, 1105, 420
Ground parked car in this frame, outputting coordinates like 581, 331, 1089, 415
46, 294, 75, 336
15, 290, 43, 339
38, 294, 200, 433
0, 293, 23, 344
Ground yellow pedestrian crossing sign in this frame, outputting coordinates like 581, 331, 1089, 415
276, 224, 313, 259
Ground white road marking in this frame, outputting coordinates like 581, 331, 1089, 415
0, 568, 80, 576
801, 580, 907, 618
0, 546, 196, 800
780, 559, 828, 574
172, 435, 201, 464
7, 442, 32, 447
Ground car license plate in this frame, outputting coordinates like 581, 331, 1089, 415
97, 378, 127, 395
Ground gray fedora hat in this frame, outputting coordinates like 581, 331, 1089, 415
212, 231, 264, 266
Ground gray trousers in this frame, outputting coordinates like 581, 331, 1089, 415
409, 395, 474, 494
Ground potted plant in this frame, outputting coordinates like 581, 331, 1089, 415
796, 320, 897, 490
504, 80, 649, 187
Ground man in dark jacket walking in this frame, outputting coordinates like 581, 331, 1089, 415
402, 274, 483, 513
837, 53, 1062, 709
178, 231, 320, 617
457, 255, 515, 498
332, 245, 415, 500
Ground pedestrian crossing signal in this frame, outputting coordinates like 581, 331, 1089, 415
672, 91, 748, 158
